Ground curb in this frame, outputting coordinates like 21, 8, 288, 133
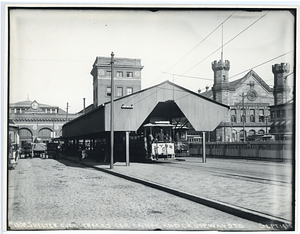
63, 157, 292, 228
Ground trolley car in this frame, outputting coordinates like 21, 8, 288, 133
130, 121, 189, 162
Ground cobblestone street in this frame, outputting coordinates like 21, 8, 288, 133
7, 158, 266, 231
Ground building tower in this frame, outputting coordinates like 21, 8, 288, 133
211, 50, 231, 142
91, 56, 144, 107
272, 63, 290, 105
212, 57, 231, 106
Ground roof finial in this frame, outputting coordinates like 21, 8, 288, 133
26, 94, 30, 101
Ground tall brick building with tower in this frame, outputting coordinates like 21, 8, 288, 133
90, 56, 144, 107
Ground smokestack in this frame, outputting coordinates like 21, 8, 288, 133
83, 98, 86, 114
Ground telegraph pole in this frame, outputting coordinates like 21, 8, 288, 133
265, 115, 268, 135
110, 52, 115, 169
241, 93, 246, 142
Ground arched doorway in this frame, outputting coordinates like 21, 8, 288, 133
248, 129, 256, 136
38, 128, 52, 143
19, 128, 33, 147
258, 129, 265, 135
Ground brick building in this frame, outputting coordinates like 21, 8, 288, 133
90, 56, 144, 107
201, 56, 291, 142
9, 99, 78, 147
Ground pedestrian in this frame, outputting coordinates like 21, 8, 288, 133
147, 133, 154, 159
158, 129, 165, 142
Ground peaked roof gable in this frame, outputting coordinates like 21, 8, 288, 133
229, 70, 272, 92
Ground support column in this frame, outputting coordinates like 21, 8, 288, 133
126, 131, 130, 166
202, 132, 206, 163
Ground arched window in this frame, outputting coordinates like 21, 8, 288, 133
19, 128, 33, 142
250, 109, 255, 122
231, 109, 237, 123
38, 128, 52, 142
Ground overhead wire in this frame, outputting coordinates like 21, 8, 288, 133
174, 11, 270, 82
148, 10, 237, 86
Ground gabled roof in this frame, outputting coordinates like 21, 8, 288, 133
229, 70, 272, 92
200, 69, 273, 99
62, 80, 230, 137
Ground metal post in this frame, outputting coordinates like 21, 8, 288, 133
110, 52, 115, 169
126, 131, 130, 166
202, 132, 206, 163
265, 115, 268, 134
242, 93, 246, 142
52, 118, 55, 138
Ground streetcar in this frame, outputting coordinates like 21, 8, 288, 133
129, 121, 189, 162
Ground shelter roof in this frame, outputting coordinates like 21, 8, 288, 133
62, 80, 229, 139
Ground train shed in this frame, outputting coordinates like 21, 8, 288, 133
61, 80, 229, 163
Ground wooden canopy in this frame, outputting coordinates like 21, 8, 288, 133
62, 81, 229, 138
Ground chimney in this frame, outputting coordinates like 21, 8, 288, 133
83, 98, 86, 114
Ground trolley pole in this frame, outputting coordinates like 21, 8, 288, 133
110, 52, 115, 169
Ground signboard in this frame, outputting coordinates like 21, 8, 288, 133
152, 143, 174, 155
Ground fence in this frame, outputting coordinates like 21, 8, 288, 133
189, 141, 294, 162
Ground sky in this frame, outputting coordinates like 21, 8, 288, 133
8, 7, 295, 113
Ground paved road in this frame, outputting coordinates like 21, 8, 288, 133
7, 158, 264, 231
73, 156, 294, 224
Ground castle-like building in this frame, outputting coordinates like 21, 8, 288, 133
201, 55, 292, 142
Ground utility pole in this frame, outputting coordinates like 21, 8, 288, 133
66, 102, 69, 122
241, 93, 246, 142
110, 52, 115, 169
265, 115, 268, 135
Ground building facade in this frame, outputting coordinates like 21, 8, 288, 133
9, 99, 78, 147
201, 56, 291, 142
269, 101, 294, 140
90, 56, 144, 107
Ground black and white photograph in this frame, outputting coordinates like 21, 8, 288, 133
4, 3, 297, 232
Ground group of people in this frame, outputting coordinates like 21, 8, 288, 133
145, 129, 173, 159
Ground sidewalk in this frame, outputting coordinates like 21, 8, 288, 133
62, 155, 293, 227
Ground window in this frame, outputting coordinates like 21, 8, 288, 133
282, 109, 286, 118
271, 111, 275, 119
106, 71, 111, 77
259, 109, 264, 122
127, 72, 133, 77
231, 109, 236, 122
116, 87, 123, 97
106, 87, 111, 96
276, 110, 281, 118
127, 87, 133, 95
250, 109, 255, 122
240, 109, 246, 122
116, 71, 123, 77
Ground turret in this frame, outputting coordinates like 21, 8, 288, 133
212, 59, 230, 105
272, 63, 290, 105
